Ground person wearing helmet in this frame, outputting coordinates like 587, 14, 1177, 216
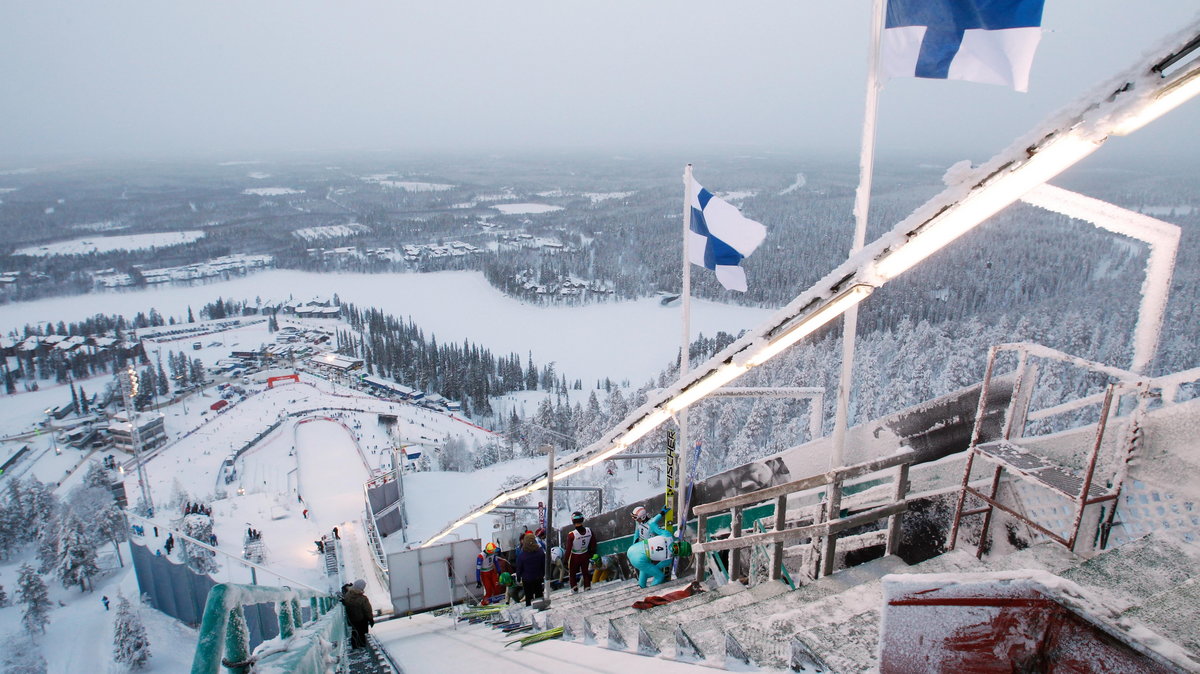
626, 534, 691, 588
632, 503, 671, 544
565, 511, 597, 593
590, 553, 614, 584
534, 527, 547, 552
498, 570, 523, 605
476, 542, 502, 604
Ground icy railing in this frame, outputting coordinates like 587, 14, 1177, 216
190, 583, 345, 674
693, 450, 912, 583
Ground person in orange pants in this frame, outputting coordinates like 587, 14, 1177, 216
476, 542, 501, 603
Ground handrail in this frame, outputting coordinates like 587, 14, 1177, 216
693, 451, 913, 584
693, 451, 913, 516
695, 502, 908, 554
190, 583, 342, 674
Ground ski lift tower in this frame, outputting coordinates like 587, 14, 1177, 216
120, 364, 155, 515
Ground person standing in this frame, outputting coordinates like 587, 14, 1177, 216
342, 579, 374, 648
102, 595, 110, 611
476, 542, 501, 603
515, 533, 546, 607
564, 512, 597, 593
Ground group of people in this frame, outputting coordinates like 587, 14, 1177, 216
626, 505, 691, 588
476, 526, 552, 608
245, 527, 263, 541
183, 502, 212, 516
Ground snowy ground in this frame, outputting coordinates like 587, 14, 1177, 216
12, 230, 205, 257
373, 611, 708, 673
0, 544, 197, 673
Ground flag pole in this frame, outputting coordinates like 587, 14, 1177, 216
678, 164, 693, 538
831, 0, 885, 470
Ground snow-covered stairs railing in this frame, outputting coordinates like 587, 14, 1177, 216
191, 583, 344, 674
692, 450, 913, 584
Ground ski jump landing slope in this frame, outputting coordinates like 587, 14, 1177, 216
294, 417, 388, 608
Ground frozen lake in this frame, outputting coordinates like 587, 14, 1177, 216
0, 270, 773, 386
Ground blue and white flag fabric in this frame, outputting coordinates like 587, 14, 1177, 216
881, 0, 1045, 92
688, 177, 767, 292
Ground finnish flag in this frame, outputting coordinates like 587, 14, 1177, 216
688, 177, 767, 292
882, 0, 1045, 92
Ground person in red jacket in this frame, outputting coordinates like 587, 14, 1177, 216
564, 511, 597, 592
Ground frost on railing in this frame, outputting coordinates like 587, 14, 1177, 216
190, 583, 345, 674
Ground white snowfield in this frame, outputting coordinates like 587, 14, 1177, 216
241, 187, 302, 196
492, 203, 564, 215
13, 230, 205, 257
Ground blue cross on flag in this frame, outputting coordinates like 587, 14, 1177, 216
688, 177, 767, 292
882, 0, 1045, 91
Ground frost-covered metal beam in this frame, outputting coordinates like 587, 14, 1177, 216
1020, 184, 1181, 374
421, 18, 1200, 549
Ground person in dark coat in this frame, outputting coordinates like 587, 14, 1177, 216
342, 579, 374, 648
515, 534, 546, 607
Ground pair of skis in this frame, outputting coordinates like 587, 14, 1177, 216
505, 626, 563, 647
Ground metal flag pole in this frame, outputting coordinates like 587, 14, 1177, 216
831, 0, 886, 470
678, 164, 694, 538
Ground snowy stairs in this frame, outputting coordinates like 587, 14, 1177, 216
1058, 534, 1200, 668
346, 634, 399, 674
323, 545, 339, 576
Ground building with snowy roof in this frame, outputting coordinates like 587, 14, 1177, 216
106, 412, 167, 453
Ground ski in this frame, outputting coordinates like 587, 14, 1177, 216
505, 626, 563, 647
502, 624, 535, 634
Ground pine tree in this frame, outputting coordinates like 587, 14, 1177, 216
56, 511, 99, 591
15, 564, 50, 635
1, 632, 47, 673
112, 595, 151, 670
81, 461, 110, 490
181, 514, 219, 575
0, 584, 8, 607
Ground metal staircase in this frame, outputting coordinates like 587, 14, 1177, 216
948, 343, 1148, 557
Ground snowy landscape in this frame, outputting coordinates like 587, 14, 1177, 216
2, 2, 1200, 673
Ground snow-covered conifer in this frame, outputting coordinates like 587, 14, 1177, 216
15, 564, 50, 635
181, 514, 219, 575
55, 511, 99, 591
23, 479, 59, 543
1, 632, 47, 673
81, 461, 111, 490
112, 595, 151, 670
0, 584, 8, 607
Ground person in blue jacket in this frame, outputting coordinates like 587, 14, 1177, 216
627, 535, 692, 588
632, 505, 671, 543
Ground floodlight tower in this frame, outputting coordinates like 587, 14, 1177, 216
120, 364, 155, 515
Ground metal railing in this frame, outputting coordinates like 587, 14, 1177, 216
190, 583, 344, 674
693, 451, 912, 584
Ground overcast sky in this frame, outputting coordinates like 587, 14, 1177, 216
1, 2, 1197, 162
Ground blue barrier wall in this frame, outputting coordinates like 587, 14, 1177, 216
130, 542, 281, 649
